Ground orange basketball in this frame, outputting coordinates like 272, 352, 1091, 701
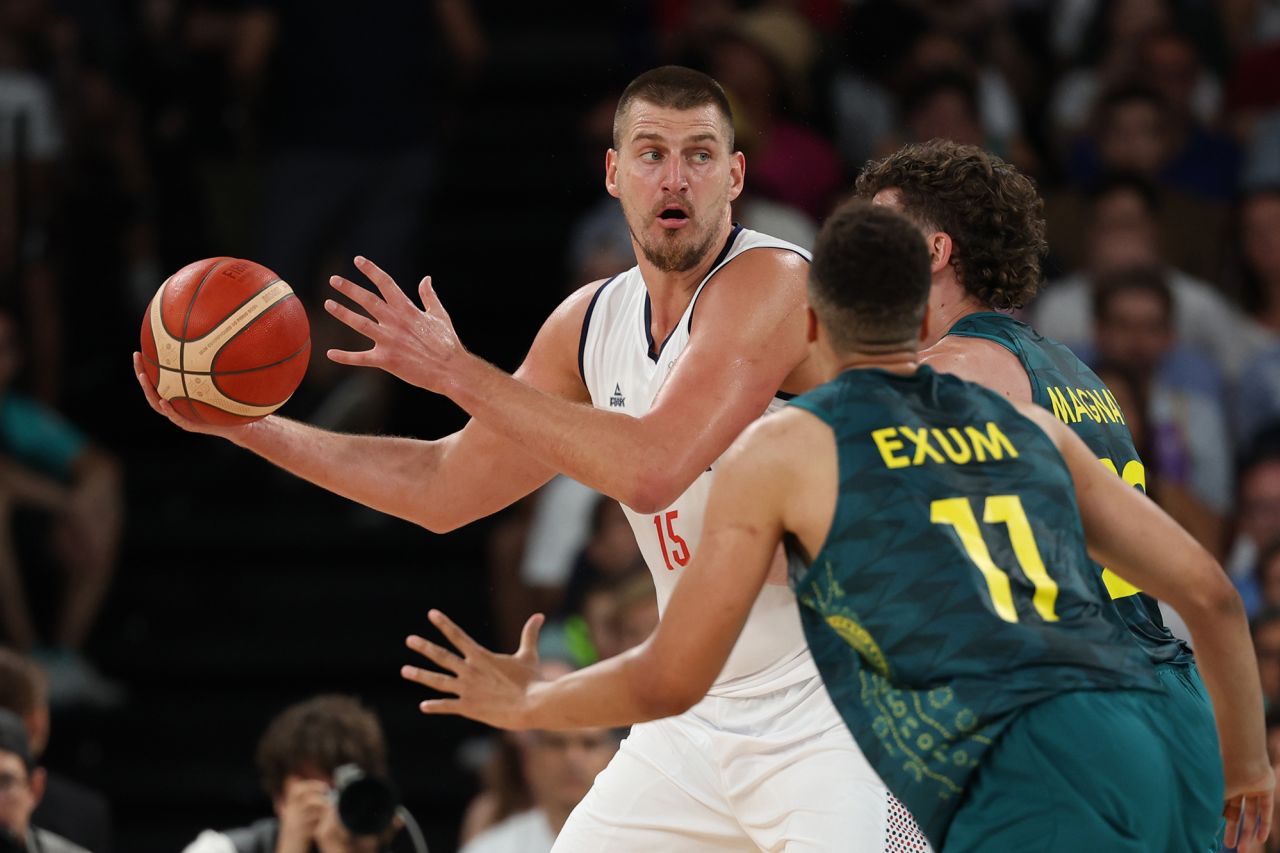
139, 257, 310, 425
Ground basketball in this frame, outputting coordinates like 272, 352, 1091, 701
139, 257, 310, 425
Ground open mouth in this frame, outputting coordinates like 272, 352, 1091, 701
658, 207, 690, 223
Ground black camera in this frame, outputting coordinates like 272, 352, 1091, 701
332, 763, 399, 836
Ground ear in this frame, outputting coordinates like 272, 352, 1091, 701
929, 231, 953, 276
805, 305, 819, 345
30, 767, 45, 806
727, 151, 746, 202
605, 148, 621, 199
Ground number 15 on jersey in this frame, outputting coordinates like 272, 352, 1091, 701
653, 510, 690, 571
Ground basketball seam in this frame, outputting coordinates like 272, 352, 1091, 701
178, 258, 232, 404
178, 278, 286, 345
210, 345, 309, 407
139, 335, 309, 377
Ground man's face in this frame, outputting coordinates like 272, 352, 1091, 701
1087, 190, 1161, 274
1242, 461, 1280, 546
608, 101, 743, 274
521, 728, 619, 813
0, 753, 37, 838
1244, 194, 1280, 282
1099, 101, 1169, 176
1094, 288, 1173, 375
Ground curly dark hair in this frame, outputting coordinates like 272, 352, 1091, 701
854, 140, 1048, 310
255, 694, 388, 800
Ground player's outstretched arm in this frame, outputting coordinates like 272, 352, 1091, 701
401, 410, 816, 729
1020, 405, 1274, 850
327, 253, 814, 514
131, 280, 598, 532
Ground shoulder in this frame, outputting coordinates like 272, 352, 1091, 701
694, 246, 809, 331
725, 405, 833, 475
923, 335, 1031, 402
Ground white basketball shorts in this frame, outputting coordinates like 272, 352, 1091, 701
551, 674, 931, 852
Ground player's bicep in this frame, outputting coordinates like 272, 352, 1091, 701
643, 251, 809, 470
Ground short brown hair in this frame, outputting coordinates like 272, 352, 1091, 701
855, 140, 1047, 310
0, 648, 45, 717
1091, 265, 1174, 325
613, 66, 734, 150
255, 695, 387, 800
809, 199, 933, 351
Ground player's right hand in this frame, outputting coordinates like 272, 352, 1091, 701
132, 352, 255, 440
402, 609, 545, 730
1223, 764, 1275, 851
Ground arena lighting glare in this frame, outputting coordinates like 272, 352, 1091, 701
332, 764, 429, 852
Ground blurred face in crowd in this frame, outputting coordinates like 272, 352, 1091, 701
614, 594, 660, 653
1244, 192, 1280, 285
907, 88, 985, 148
0, 752, 41, 838
586, 501, 642, 577
1087, 189, 1161, 274
520, 727, 618, 814
607, 100, 744, 274
1099, 100, 1170, 176
1095, 287, 1173, 375
1241, 461, 1280, 547
1140, 32, 1200, 118
1107, 0, 1171, 45
1256, 619, 1280, 707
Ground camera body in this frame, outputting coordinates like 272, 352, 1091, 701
331, 764, 399, 837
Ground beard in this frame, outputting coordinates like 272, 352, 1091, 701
621, 196, 724, 273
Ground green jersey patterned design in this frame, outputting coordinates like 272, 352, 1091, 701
948, 312, 1192, 666
788, 367, 1159, 847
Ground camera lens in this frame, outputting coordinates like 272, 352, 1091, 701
333, 764, 399, 836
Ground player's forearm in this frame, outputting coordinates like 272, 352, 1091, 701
445, 354, 693, 513
521, 645, 700, 730
230, 416, 459, 530
1178, 577, 1269, 782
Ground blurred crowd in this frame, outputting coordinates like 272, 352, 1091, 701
1, 0, 1280, 850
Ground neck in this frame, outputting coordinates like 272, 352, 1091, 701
544, 802, 575, 835
925, 275, 990, 348
635, 218, 735, 346
830, 346, 920, 377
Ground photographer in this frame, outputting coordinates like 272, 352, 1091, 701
183, 695, 409, 853
0, 709, 87, 853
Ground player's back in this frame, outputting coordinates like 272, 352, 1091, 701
579, 225, 818, 698
787, 366, 1159, 843
947, 312, 1193, 666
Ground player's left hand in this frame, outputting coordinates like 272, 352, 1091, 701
1222, 765, 1275, 851
401, 609, 545, 729
326, 256, 467, 394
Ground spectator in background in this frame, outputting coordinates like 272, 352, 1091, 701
0, 648, 111, 852
1256, 542, 1280, 613
698, 9, 842, 220
236, 0, 485, 433
1033, 173, 1270, 380
182, 694, 408, 853
1254, 609, 1280, 712
1230, 430, 1280, 616
0, 708, 86, 853
458, 659, 623, 853
0, 313, 123, 708
1232, 187, 1280, 445
1047, 87, 1232, 283
1091, 267, 1232, 553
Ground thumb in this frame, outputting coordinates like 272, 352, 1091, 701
516, 612, 545, 661
418, 275, 445, 315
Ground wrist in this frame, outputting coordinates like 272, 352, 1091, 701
442, 350, 487, 407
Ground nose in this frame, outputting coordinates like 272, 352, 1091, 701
661, 157, 689, 194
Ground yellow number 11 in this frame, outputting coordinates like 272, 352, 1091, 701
931, 495, 1060, 623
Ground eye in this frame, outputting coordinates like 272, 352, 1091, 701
692, 151, 711, 163
640, 150, 661, 162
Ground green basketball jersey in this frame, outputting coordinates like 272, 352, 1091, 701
788, 367, 1159, 847
947, 312, 1192, 666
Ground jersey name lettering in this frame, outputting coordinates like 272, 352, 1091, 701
871, 422, 1019, 469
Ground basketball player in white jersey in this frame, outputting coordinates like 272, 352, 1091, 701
134, 66, 927, 851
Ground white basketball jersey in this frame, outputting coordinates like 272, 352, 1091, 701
579, 225, 819, 697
